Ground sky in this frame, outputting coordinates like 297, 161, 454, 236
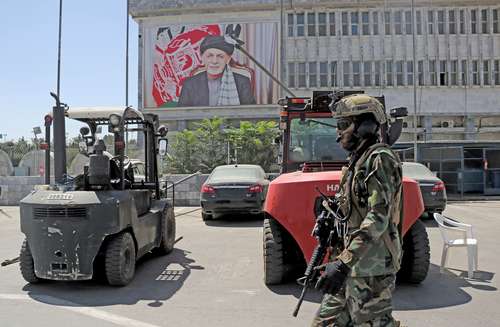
0, 0, 138, 141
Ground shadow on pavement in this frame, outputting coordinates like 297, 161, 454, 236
204, 213, 264, 228
22, 247, 204, 307
267, 264, 496, 311
394, 264, 496, 311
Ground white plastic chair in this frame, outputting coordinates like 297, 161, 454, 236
433, 213, 478, 279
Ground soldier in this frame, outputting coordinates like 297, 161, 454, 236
311, 94, 404, 327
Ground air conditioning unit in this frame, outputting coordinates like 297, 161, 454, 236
441, 120, 455, 128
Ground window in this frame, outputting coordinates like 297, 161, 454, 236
494, 60, 500, 85
449, 10, 456, 34
329, 12, 336, 36
428, 10, 434, 34
437, 10, 445, 34
331, 62, 338, 87
483, 60, 490, 85
362, 12, 370, 35
396, 60, 404, 86
471, 9, 478, 34
374, 61, 381, 86
342, 12, 349, 35
343, 61, 351, 87
494, 9, 499, 33
472, 60, 479, 85
417, 11, 422, 34
481, 9, 489, 34
351, 12, 359, 35
429, 60, 437, 85
439, 60, 448, 86
353, 61, 361, 86
288, 62, 295, 87
395, 11, 402, 34
309, 62, 317, 87
320, 62, 328, 86
418, 60, 424, 85
405, 11, 412, 34
318, 13, 327, 36
407, 61, 414, 86
298, 62, 306, 87
288, 14, 294, 37
373, 12, 379, 35
385, 11, 391, 35
364, 61, 371, 86
460, 10, 466, 34
461, 60, 468, 85
451, 60, 458, 85
308, 13, 316, 36
386, 60, 393, 86
296, 13, 305, 36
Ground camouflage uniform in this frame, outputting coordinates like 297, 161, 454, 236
311, 142, 403, 327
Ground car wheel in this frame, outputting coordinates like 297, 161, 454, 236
397, 220, 430, 284
20, 239, 41, 284
156, 204, 176, 255
105, 232, 136, 286
202, 212, 213, 221
263, 217, 285, 285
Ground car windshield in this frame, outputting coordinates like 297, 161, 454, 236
289, 117, 348, 162
402, 163, 435, 179
210, 167, 261, 181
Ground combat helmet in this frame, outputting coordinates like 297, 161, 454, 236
332, 94, 387, 125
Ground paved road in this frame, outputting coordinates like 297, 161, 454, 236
0, 203, 498, 326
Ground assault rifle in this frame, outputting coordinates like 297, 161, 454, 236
292, 187, 344, 317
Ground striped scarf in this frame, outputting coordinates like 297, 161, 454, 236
216, 65, 240, 106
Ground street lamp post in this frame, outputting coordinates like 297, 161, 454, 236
411, 0, 418, 162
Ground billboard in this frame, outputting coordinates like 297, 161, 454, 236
144, 22, 279, 108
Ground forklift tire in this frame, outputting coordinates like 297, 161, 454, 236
105, 232, 136, 286
20, 239, 41, 284
397, 219, 430, 284
263, 217, 285, 285
157, 205, 176, 255
202, 212, 213, 221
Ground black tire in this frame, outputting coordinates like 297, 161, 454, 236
19, 239, 41, 284
105, 232, 136, 286
397, 219, 430, 284
202, 212, 213, 221
263, 217, 285, 285
156, 205, 176, 255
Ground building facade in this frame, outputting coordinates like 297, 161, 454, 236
130, 0, 500, 195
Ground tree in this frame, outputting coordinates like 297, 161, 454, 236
166, 129, 201, 174
194, 118, 227, 172
226, 121, 280, 172
166, 118, 280, 174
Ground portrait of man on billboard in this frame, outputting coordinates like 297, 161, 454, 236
147, 23, 278, 109
178, 35, 255, 107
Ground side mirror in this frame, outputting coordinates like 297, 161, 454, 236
158, 139, 168, 157
80, 127, 90, 136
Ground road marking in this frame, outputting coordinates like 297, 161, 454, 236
0, 293, 161, 327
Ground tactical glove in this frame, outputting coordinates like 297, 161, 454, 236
315, 260, 350, 295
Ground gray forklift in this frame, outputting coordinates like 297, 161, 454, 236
19, 94, 176, 286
